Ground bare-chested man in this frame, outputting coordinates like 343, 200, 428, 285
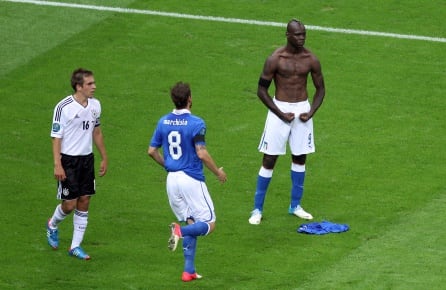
249, 19, 325, 225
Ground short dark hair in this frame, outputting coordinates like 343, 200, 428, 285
170, 82, 191, 109
288, 19, 303, 26
287, 19, 304, 31
71, 68, 93, 91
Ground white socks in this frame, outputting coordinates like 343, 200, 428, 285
71, 210, 88, 249
49, 204, 67, 229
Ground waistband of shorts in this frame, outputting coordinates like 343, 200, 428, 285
61, 152, 93, 158
273, 97, 309, 106
168, 170, 187, 176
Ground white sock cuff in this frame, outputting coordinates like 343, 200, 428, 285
74, 210, 89, 218
57, 204, 67, 216
73, 210, 88, 228
259, 167, 273, 178
291, 163, 305, 172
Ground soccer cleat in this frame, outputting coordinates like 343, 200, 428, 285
68, 246, 91, 260
289, 205, 313, 220
46, 219, 59, 249
248, 209, 262, 225
182, 272, 202, 282
168, 223, 182, 251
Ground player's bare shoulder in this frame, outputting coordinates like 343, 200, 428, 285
297, 47, 321, 70
264, 46, 282, 63
304, 47, 320, 60
272, 46, 294, 59
262, 46, 286, 74
306, 48, 322, 70
272, 46, 288, 55
267, 46, 294, 66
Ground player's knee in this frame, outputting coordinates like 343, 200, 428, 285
208, 222, 216, 234
76, 196, 91, 211
61, 201, 76, 214
262, 155, 278, 169
292, 154, 306, 165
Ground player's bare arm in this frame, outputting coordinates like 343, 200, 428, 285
93, 126, 108, 176
195, 144, 227, 183
148, 146, 165, 167
52, 137, 66, 181
299, 55, 325, 122
257, 53, 295, 123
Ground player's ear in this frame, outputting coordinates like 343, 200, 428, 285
187, 96, 192, 108
76, 83, 83, 91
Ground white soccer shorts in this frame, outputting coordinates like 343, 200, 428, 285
258, 98, 315, 156
166, 171, 216, 223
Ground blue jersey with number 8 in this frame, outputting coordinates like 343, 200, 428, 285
150, 110, 206, 181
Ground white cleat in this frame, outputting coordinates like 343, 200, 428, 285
289, 206, 313, 220
248, 209, 262, 225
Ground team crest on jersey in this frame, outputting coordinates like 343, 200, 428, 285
91, 109, 99, 119
52, 123, 61, 132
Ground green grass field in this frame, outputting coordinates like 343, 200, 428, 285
1, 0, 445, 289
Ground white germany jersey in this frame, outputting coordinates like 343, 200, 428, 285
51, 95, 101, 156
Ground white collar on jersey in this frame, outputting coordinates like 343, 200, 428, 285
172, 109, 191, 115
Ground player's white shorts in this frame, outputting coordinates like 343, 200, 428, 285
258, 98, 315, 156
166, 171, 216, 223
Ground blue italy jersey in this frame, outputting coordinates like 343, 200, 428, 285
150, 110, 206, 181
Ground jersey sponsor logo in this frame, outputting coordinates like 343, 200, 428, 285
52, 123, 61, 132
163, 119, 188, 126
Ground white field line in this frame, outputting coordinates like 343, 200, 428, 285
2, 0, 446, 43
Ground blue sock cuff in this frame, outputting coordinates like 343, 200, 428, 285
181, 221, 209, 237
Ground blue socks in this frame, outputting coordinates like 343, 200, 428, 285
183, 236, 197, 274
253, 165, 306, 210
290, 164, 306, 208
254, 176, 271, 211
181, 222, 207, 274
253, 167, 273, 211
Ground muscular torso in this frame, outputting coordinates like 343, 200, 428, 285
272, 47, 314, 102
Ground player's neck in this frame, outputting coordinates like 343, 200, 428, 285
73, 93, 88, 107
287, 43, 304, 54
